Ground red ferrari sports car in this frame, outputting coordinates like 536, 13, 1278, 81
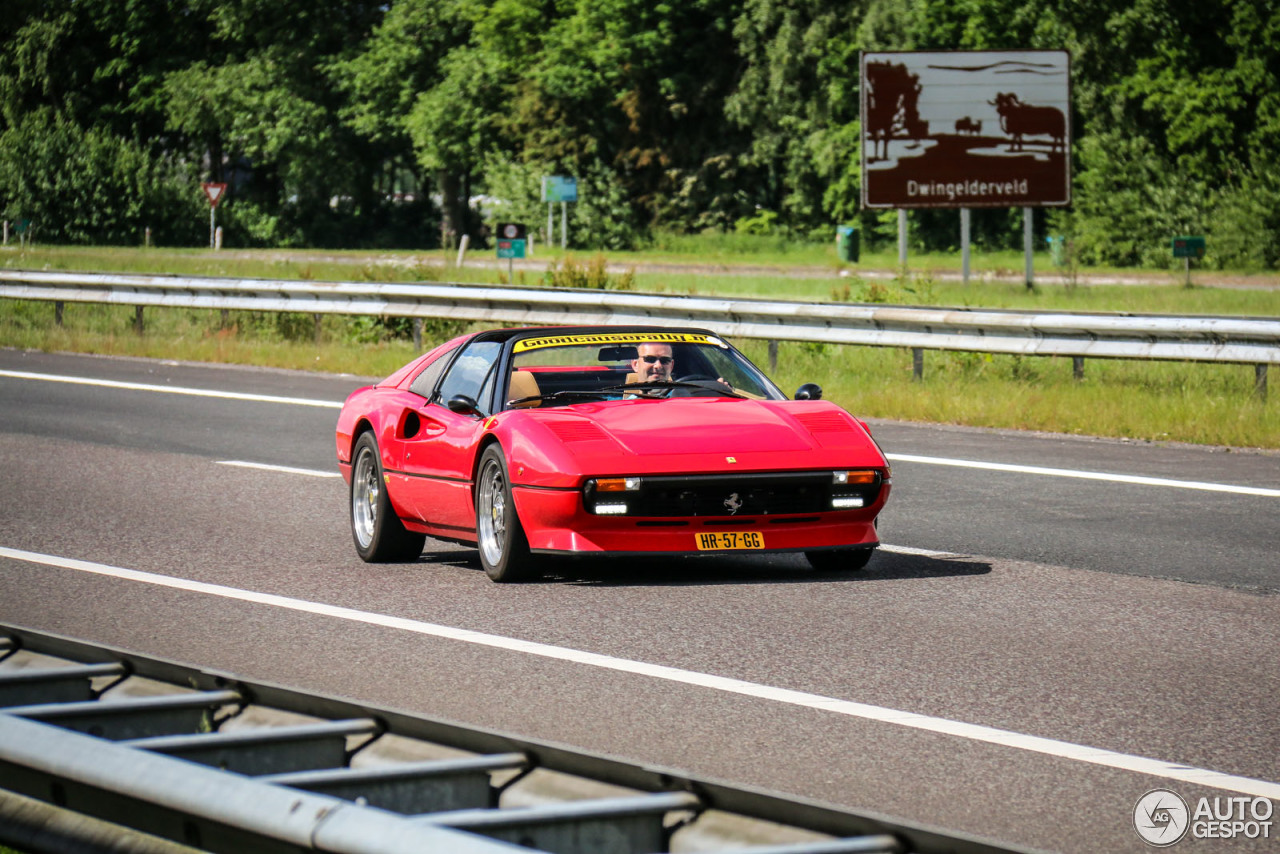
335, 326, 891, 581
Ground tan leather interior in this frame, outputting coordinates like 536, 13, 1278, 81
507, 370, 540, 407
624, 372, 642, 385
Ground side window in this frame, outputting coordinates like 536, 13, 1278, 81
435, 340, 503, 413
407, 345, 460, 399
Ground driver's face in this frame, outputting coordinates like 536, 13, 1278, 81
632, 343, 674, 381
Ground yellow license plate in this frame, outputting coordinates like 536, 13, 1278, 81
696, 531, 765, 551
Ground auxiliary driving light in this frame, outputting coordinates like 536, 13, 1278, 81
594, 503, 629, 515
831, 496, 865, 509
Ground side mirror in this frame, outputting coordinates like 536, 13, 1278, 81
795, 383, 823, 401
447, 394, 481, 415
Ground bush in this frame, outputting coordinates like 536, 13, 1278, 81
541, 254, 634, 290
1209, 161, 1280, 270
0, 110, 204, 246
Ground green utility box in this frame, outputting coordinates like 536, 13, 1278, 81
836, 224, 859, 263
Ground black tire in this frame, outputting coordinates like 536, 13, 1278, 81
349, 432, 425, 562
805, 547, 875, 572
474, 445, 538, 582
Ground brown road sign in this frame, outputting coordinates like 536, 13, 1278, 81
860, 50, 1071, 209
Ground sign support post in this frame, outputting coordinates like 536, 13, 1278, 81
960, 208, 971, 285
1024, 208, 1034, 289
898, 210, 908, 269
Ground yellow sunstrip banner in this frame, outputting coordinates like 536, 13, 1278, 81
514, 332, 715, 353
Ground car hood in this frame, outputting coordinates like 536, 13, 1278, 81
580, 398, 812, 454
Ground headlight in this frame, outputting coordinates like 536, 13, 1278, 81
585, 477, 641, 515
831, 470, 877, 510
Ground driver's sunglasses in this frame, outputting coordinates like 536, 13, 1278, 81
641, 355, 673, 364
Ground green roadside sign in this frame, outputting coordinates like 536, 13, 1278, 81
541, 176, 578, 203
1172, 236, 1205, 259
497, 239, 526, 259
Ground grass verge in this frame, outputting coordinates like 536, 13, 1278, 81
1, 246, 1276, 450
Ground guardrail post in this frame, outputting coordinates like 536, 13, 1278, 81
414, 318, 423, 351
55, 301, 64, 326
1073, 357, 1084, 381
912, 348, 924, 381
1257, 364, 1269, 402
133, 306, 144, 335
768, 339, 778, 373
314, 314, 322, 346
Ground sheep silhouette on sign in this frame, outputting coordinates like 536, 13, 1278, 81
955, 116, 982, 136
864, 60, 927, 162
989, 93, 1065, 153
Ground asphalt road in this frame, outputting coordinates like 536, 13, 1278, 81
1, 348, 1277, 853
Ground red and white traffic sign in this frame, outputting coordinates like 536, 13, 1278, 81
202, 182, 228, 207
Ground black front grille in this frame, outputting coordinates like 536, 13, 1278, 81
598, 471, 881, 518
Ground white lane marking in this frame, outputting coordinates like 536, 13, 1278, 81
2, 546, 1277, 800
216, 461, 342, 479
0, 370, 342, 409
879, 544, 955, 557
5, 369, 1274, 497
887, 453, 1280, 498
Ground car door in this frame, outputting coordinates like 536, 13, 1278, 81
397, 338, 504, 534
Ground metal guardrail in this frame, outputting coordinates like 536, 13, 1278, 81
1, 269, 1277, 368
0, 625, 1030, 854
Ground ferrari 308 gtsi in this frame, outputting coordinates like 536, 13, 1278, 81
335, 326, 891, 581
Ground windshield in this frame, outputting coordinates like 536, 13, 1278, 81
505, 331, 783, 410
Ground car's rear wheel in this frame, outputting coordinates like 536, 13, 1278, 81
475, 445, 537, 582
350, 432, 425, 562
805, 547, 875, 572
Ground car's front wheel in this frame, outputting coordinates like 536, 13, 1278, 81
350, 432, 425, 562
805, 547, 875, 572
475, 445, 537, 582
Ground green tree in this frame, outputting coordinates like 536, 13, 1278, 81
727, 0, 870, 232
0, 109, 203, 245
333, 0, 479, 245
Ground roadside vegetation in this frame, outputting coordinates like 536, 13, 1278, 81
2, 244, 1275, 451
2, 2, 1278, 273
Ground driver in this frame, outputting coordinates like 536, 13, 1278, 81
630, 342, 674, 383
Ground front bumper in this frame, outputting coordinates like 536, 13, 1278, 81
513, 485, 886, 554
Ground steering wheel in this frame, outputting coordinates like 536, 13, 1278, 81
668, 374, 730, 397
